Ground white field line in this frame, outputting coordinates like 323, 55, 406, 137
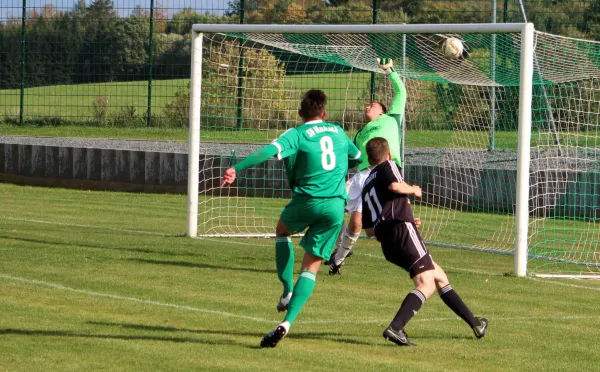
0, 273, 271, 323
528, 277, 600, 292
3, 216, 600, 293
2, 273, 600, 325
0, 216, 179, 237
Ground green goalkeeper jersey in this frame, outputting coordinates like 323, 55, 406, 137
272, 120, 362, 200
354, 71, 407, 171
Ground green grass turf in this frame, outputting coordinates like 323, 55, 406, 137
0, 74, 364, 119
0, 79, 189, 118
1, 182, 599, 371
0, 123, 521, 149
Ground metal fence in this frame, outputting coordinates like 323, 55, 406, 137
1, 0, 599, 127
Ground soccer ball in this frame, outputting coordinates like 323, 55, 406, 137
441, 38, 464, 59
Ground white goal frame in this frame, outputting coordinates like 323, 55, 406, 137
187, 23, 535, 278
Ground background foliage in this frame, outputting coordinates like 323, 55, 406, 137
2, 0, 600, 128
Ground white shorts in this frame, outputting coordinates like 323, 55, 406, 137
345, 168, 371, 214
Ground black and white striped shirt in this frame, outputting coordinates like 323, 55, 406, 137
361, 160, 415, 230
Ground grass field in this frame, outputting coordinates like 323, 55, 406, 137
0, 123, 523, 149
1, 182, 600, 371
0, 79, 189, 118
0, 74, 369, 120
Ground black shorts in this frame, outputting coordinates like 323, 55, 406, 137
376, 221, 435, 278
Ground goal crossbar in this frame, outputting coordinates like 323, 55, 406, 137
191, 23, 528, 35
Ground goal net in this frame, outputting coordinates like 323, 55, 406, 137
188, 24, 600, 278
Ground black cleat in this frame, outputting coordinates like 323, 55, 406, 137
260, 325, 287, 348
383, 326, 416, 346
324, 249, 337, 265
276, 294, 291, 312
472, 317, 488, 339
329, 263, 342, 276
324, 249, 353, 265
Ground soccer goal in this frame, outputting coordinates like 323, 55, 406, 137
187, 23, 600, 279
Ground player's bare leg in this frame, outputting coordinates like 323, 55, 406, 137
261, 251, 322, 348
329, 211, 361, 275
274, 219, 294, 312
433, 261, 488, 338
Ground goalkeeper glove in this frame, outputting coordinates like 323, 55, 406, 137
377, 58, 394, 74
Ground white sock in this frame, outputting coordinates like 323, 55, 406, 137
333, 222, 347, 252
280, 292, 292, 306
280, 320, 291, 333
334, 226, 360, 266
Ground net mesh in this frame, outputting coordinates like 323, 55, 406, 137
194, 30, 600, 277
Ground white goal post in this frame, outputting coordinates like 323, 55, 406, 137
187, 23, 535, 276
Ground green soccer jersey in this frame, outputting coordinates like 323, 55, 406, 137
354, 71, 407, 171
272, 120, 362, 200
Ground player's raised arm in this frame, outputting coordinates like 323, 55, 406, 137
220, 128, 300, 187
220, 144, 279, 186
378, 58, 407, 116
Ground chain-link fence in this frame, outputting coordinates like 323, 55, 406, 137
1, 0, 600, 128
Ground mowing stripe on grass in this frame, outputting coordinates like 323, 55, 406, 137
0, 273, 274, 323
1, 216, 181, 237
3, 216, 599, 293
2, 273, 600, 326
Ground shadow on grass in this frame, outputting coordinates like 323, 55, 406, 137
0, 235, 207, 258
87, 321, 376, 347
128, 258, 276, 274
0, 328, 238, 346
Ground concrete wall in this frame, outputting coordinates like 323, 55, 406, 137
0, 143, 188, 193
1, 142, 599, 219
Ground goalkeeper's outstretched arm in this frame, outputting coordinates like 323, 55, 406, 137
378, 58, 407, 116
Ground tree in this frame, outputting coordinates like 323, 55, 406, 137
153, 1, 168, 34
88, 0, 117, 18
42, 4, 58, 19
131, 5, 149, 19
73, 0, 87, 14
80, 2, 149, 82
582, 0, 600, 32
165, 38, 294, 129
166, 8, 227, 35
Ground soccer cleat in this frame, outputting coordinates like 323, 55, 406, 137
260, 325, 287, 348
324, 249, 337, 265
472, 317, 488, 339
324, 249, 353, 265
383, 326, 417, 346
329, 263, 342, 276
276, 293, 292, 312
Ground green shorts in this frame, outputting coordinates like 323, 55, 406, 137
280, 196, 346, 259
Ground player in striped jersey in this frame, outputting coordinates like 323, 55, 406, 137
361, 137, 488, 346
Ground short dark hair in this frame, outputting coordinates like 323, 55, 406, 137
372, 101, 388, 114
366, 137, 390, 166
300, 89, 327, 120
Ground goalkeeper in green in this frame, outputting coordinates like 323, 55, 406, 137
221, 89, 362, 348
328, 57, 407, 275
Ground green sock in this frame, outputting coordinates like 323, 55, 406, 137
275, 237, 294, 295
284, 270, 316, 325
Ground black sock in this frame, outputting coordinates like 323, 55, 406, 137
439, 284, 478, 328
390, 290, 426, 330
